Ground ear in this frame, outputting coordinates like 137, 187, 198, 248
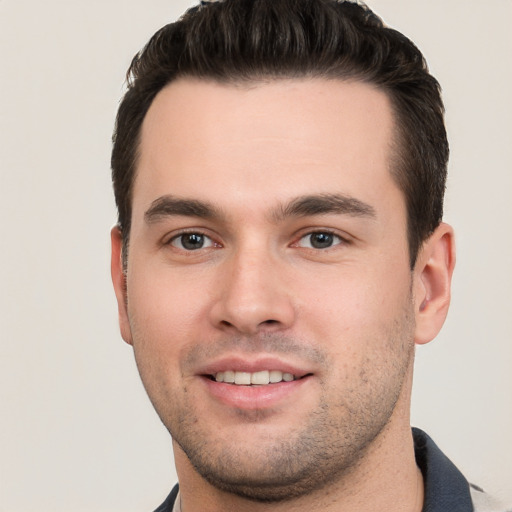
110, 226, 133, 345
413, 222, 456, 345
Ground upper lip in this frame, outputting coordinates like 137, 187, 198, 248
197, 355, 313, 378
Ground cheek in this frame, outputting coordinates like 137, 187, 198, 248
295, 263, 412, 345
126, 268, 212, 358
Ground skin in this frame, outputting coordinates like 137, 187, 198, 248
111, 78, 455, 512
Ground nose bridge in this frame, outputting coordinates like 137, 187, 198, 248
211, 238, 294, 334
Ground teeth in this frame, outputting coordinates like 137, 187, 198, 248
269, 370, 283, 383
251, 370, 269, 385
214, 370, 297, 385
234, 372, 251, 385
223, 370, 235, 383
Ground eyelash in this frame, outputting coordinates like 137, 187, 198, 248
166, 229, 348, 252
167, 231, 219, 251
294, 230, 347, 250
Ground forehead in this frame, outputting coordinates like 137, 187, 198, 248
135, 77, 400, 218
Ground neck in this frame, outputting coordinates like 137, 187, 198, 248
174, 423, 424, 512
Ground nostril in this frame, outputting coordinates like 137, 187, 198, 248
216, 317, 283, 336
256, 320, 281, 330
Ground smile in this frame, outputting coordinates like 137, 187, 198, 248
213, 370, 297, 385
202, 365, 313, 409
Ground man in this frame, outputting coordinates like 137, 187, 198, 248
110, 1, 508, 511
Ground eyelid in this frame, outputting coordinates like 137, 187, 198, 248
161, 227, 351, 251
292, 228, 351, 249
171, 234, 213, 250
164, 228, 222, 249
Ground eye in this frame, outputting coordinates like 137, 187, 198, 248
169, 232, 214, 251
297, 231, 343, 249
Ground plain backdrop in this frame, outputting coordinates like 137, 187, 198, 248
1, 1, 511, 511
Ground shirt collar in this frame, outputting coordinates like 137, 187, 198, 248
160, 428, 474, 512
413, 427, 473, 512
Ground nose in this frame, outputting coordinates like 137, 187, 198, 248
209, 247, 296, 335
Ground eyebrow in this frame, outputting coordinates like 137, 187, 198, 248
144, 195, 223, 223
272, 193, 376, 221
144, 193, 376, 225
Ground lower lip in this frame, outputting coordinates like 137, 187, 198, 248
201, 376, 311, 410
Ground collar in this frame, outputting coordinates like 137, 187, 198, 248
157, 428, 474, 512
413, 427, 473, 512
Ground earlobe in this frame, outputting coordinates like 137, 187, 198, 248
110, 226, 133, 345
413, 223, 456, 345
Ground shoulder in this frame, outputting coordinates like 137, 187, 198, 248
412, 428, 511, 512
470, 484, 512, 512
153, 484, 179, 512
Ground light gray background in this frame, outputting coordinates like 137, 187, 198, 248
1, 1, 510, 510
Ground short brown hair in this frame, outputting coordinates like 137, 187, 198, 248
112, 0, 448, 268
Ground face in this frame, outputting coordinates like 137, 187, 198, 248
114, 78, 419, 501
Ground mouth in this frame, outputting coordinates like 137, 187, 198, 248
197, 356, 315, 409
199, 361, 314, 410
208, 370, 310, 386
